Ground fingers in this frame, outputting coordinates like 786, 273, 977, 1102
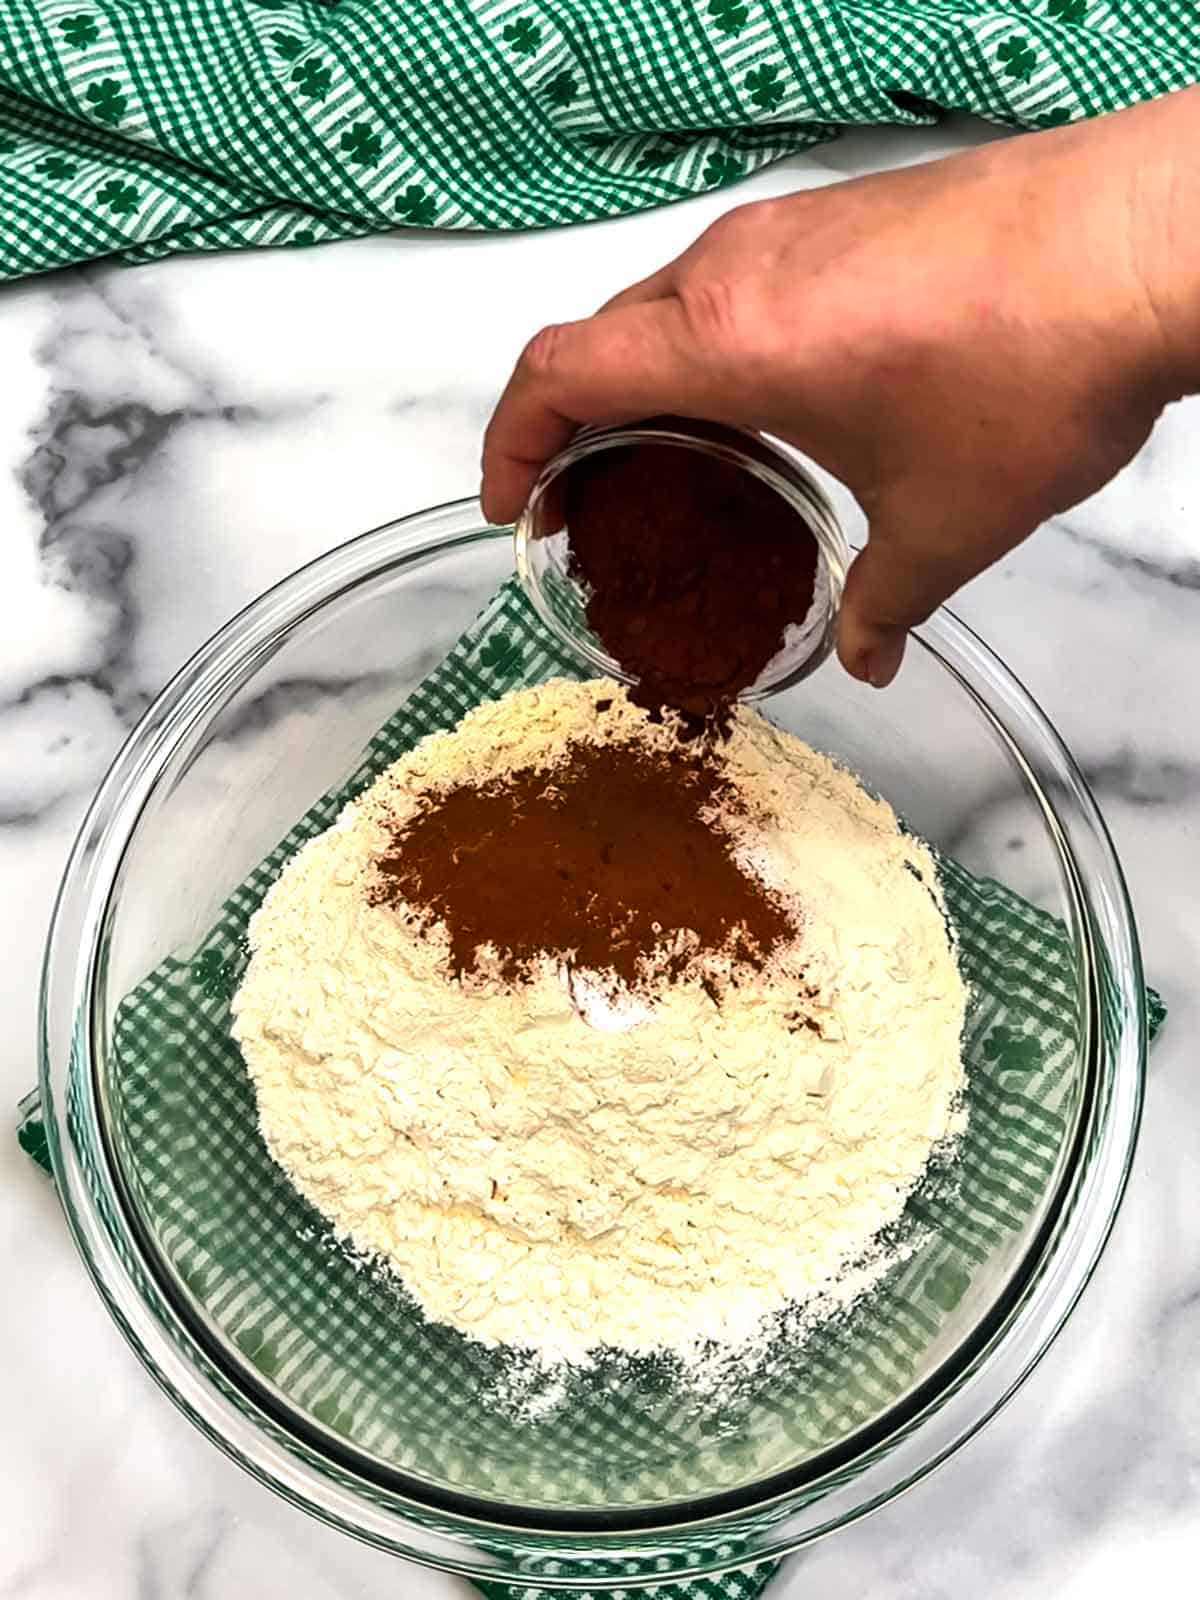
837, 514, 1023, 687
479, 347, 578, 528
595, 261, 678, 315
481, 298, 713, 525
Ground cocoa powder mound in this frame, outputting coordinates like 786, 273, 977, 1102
370, 735, 796, 990
565, 438, 819, 727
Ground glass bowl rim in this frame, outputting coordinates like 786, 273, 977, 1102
37, 497, 1147, 1579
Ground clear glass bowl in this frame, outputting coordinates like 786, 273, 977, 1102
39, 499, 1147, 1582
515, 420, 849, 696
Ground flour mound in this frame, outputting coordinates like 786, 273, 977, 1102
232, 678, 967, 1364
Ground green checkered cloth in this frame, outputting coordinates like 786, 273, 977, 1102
0, 0, 1197, 278
18, 578, 1163, 1597
473, 1567, 779, 1600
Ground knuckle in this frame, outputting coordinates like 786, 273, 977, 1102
704, 197, 758, 239
699, 196, 778, 253
695, 210, 740, 252
677, 202, 786, 362
741, 194, 789, 233
677, 272, 744, 349
677, 269, 782, 376
519, 322, 567, 382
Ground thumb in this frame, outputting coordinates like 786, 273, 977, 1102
481, 298, 716, 525
837, 516, 1013, 687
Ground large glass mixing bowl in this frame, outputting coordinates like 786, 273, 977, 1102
39, 501, 1147, 1582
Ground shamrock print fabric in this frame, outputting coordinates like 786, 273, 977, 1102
0, 0, 1197, 278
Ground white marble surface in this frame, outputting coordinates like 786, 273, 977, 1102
2, 117, 1198, 1598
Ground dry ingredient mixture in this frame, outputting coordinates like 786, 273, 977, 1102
369, 734, 795, 992
233, 679, 967, 1366
565, 431, 819, 728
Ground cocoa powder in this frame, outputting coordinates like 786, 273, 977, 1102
565, 434, 819, 725
370, 732, 795, 991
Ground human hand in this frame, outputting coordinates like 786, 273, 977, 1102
482, 91, 1196, 685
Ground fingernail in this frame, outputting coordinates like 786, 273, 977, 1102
865, 635, 905, 689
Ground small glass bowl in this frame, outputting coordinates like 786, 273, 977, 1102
514, 419, 850, 697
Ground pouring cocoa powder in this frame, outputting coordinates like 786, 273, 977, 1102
564, 428, 820, 729
370, 431, 816, 996
371, 733, 796, 993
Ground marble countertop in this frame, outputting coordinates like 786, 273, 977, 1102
3, 118, 1197, 1599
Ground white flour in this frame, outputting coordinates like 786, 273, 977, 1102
232, 679, 966, 1366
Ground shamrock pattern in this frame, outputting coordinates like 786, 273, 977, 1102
39, 154, 78, 179
636, 145, 679, 169
16, 1110, 50, 1177
292, 58, 332, 100
96, 177, 139, 215
981, 1023, 1042, 1073
395, 183, 436, 224
85, 78, 127, 125
339, 122, 383, 165
59, 13, 100, 49
192, 946, 242, 1002
704, 151, 742, 185
708, 0, 749, 36
502, 17, 541, 57
744, 62, 785, 111
542, 67, 577, 107
997, 35, 1037, 82
478, 631, 524, 678
925, 1260, 970, 1313
0, 0, 1192, 285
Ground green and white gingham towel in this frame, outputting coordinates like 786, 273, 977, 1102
19, 577, 1163, 1600
0, 0, 1197, 278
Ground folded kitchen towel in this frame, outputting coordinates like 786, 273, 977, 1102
0, 0, 1197, 278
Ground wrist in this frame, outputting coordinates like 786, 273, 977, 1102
1118, 87, 1200, 402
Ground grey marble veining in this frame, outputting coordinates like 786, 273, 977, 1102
1, 118, 1198, 1599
